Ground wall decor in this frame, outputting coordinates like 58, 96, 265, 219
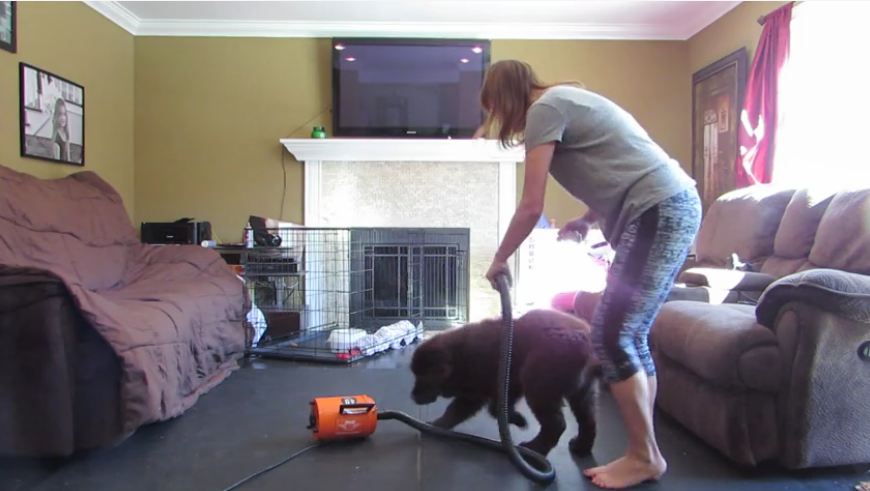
0, 1, 15, 53
20, 63, 85, 166
692, 48, 748, 211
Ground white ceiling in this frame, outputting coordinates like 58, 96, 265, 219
85, 1, 740, 40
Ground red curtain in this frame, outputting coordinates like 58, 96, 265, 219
736, 2, 793, 187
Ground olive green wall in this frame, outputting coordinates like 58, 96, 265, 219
495, 40, 690, 226
0, 2, 135, 216
1, 2, 783, 240
689, 1, 788, 72
134, 37, 690, 239
134, 37, 332, 242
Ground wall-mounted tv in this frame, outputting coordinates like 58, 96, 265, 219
332, 38, 491, 138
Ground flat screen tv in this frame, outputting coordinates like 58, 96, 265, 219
332, 38, 491, 138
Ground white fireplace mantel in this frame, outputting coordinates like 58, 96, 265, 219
280, 139, 524, 246
280, 138, 524, 163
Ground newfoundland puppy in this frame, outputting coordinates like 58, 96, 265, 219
410, 309, 599, 456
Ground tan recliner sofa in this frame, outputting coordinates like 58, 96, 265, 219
651, 186, 870, 468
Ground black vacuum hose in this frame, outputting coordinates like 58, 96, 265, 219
379, 273, 556, 484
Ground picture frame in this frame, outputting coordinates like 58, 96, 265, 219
0, 1, 15, 53
19, 63, 85, 166
692, 48, 748, 211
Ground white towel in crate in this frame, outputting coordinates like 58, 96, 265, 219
326, 320, 423, 355
327, 321, 423, 355
326, 328, 369, 352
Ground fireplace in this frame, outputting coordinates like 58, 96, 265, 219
280, 138, 523, 321
351, 228, 469, 329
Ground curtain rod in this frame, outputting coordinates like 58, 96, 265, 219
758, 1, 800, 25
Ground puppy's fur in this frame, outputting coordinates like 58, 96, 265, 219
411, 309, 599, 456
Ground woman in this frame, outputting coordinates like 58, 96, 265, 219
52, 98, 72, 162
482, 60, 701, 489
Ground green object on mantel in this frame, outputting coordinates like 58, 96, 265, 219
310, 126, 327, 139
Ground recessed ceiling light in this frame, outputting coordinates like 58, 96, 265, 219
345, 56, 356, 62
335, 44, 345, 51
460, 58, 470, 64
471, 46, 483, 54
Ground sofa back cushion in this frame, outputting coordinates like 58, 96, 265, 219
808, 188, 870, 274
773, 188, 835, 258
0, 165, 137, 291
696, 185, 795, 268
760, 188, 834, 277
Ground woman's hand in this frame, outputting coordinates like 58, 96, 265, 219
557, 218, 591, 242
486, 259, 512, 290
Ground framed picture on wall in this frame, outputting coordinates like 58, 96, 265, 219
19, 63, 85, 166
692, 48, 748, 211
0, 1, 15, 53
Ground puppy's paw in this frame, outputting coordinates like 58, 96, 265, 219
569, 436, 594, 456
431, 417, 454, 430
510, 411, 528, 429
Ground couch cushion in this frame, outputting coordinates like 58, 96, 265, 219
808, 189, 870, 274
667, 284, 744, 304
696, 186, 795, 268
772, 188, 835, 260
679, 268, 777, 291
760, 256, 813, 278
652, 301, 781, 392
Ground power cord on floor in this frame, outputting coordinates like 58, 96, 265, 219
220, 442, 321, 491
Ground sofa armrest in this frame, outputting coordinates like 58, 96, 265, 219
756, 269, 870, 327
767, 301, 870, 468
679, 267, 777, 291
0, 276, 122, 456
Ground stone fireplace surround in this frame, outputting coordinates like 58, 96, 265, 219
280, 138, 524, 321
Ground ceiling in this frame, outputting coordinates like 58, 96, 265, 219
85, 1, 740, 40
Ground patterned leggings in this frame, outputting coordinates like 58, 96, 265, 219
591, 189, 702, 383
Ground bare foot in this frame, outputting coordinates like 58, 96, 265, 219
590, 455, 667, 489
583, 463, 608, 478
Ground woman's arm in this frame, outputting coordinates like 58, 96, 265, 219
557, 208, 600, 242
494, 142, 555, 263
580, 209, 600, 223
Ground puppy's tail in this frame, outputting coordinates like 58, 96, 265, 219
579, 359, 603, 388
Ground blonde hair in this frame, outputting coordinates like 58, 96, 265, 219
479, 60, 581, 147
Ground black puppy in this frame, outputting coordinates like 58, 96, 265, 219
411, 309, 599, 456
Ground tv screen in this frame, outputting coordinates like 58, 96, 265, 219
332, 38, 491, 138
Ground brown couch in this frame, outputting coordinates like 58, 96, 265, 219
652, 187, 870, 468
0, 165, 246, 457
668, 185, 801, 304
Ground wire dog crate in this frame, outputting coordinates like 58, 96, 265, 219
244, 227, 468, 363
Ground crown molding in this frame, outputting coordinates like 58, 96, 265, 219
84, 1, 739, 40
681, 1, 741, 39
135, 19, 688, 40
83, 1, 139, 35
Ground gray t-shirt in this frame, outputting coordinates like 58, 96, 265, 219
524, 85, 696, 244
